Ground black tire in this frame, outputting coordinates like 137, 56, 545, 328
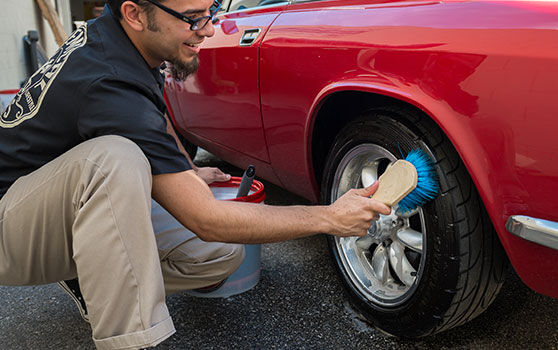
177, 133, 198, 161
321, 106, 508, 338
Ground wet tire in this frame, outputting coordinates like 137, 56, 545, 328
321, 106, 508, 338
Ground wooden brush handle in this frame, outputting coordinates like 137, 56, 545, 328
371, 160, 418, 206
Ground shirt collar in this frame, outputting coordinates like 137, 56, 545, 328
95, 6, 166, 93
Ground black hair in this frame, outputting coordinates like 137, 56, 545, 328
106, 0, 162, 19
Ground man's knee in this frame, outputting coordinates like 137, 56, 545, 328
165, 242, 245, 278
79, 135, 151, 188
184, 242, 245, 275
85, 135, 150, 173
54, 135, 154, 211
160, 242, 245, 293
223, 243, 245, 276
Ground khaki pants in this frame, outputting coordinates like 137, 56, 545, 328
0, 136, 244, 349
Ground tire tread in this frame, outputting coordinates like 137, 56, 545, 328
431, 126, 506, 334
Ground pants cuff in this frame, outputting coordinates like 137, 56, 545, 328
93, 316, 175, 350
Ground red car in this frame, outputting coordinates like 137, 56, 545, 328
164, 0, 558, 338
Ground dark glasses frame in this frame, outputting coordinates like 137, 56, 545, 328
142, 0, 222, 31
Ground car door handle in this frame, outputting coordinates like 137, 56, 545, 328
240, 29, 261, 46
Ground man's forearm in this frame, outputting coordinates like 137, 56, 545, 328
197, 200, 334, 243
152, 170, 390, 244
153, 170, 333, 243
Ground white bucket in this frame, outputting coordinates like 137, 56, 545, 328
186, 177, 265, 298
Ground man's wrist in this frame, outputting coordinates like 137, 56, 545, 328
309, 205, 336, 235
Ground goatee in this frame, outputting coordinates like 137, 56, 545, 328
166, 56, 200, 81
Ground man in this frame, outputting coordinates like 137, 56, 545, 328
0, 0, 390, 349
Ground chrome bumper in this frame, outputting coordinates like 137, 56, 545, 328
506, 215, 558, 250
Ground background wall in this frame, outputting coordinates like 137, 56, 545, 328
0, 0, 105, 91
0, 0, 73, 90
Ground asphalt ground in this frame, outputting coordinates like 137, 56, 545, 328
1, 149, 557, 349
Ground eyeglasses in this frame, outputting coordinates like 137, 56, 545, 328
143, 0, 222, 31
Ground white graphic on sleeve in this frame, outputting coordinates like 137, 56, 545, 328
1, 25, 88, 128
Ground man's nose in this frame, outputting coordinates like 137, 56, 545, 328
198, 18, 216, 38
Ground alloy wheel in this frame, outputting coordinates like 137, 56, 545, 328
330, 144, 427, 306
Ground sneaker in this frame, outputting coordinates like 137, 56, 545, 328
58, 278, 89, 323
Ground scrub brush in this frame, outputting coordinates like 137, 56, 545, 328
371, 149, 439, 212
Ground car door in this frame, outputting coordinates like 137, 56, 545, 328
170, 0, 289, 162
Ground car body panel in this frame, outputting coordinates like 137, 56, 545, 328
164, 79, 285, 186
167, 5, 290, 163
166, 0, 558, 297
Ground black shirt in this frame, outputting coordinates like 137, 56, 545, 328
0, 9, 189, 199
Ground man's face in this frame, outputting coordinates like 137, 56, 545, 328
140, 0, 216, 80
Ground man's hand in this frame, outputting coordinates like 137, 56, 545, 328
195, 167, 231, 184
326, 182, 391, 237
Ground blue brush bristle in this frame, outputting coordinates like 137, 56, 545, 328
398, 149, 439, 212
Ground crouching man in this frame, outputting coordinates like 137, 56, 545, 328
0, 0, 390, 349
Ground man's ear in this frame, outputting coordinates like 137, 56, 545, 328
120, 1, 147, 31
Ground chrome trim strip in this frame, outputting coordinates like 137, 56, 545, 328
506, 215, 558, 250
225, 1, 290, 15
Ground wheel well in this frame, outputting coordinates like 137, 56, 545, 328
311, 91, 432, 188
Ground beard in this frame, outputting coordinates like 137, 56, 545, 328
145, 10, 200, 81
166, 56, 200, 81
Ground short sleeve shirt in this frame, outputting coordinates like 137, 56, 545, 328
0, 8, 190, 199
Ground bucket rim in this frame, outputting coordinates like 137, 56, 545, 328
209, 176, 265, 203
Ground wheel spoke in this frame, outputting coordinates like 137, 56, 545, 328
388, 241, 417, 286
355, 234, 374, 250
397, 228, 423, 253
361, 166, 377, 188
371, 244, 389, 284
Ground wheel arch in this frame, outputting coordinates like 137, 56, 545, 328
308, 84, 458, 188
307, 82, 497, 228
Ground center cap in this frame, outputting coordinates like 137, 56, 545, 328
369, 212, 405, 241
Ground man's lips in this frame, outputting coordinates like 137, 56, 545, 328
184, 42, 201, 53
